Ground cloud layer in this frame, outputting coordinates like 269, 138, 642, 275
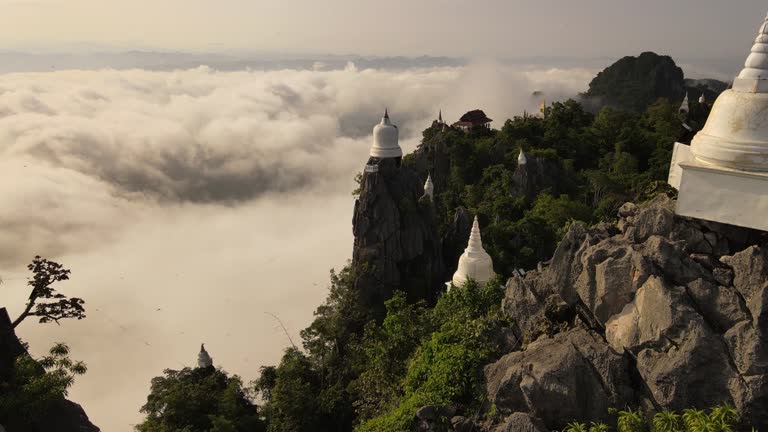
0, 63, 594, 431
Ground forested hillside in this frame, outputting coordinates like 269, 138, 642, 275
239, 55, 718, 432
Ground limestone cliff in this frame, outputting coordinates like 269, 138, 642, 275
484, 196, 768, 430
0, 308, 100, 432
352, 157, 445, 314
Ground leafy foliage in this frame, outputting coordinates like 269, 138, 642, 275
580, 406, 746, 432
355, 279, 509, 431
136, 366, 265, 432
0, 343, 87, 427
12, 256, 85, 328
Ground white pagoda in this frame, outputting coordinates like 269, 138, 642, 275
423, 174, 434, 200
518, 148, 528, 166
668, 13, 768, 232
448, 216, 496, 290
197, 344, 213, 368
369, 109, 403, 159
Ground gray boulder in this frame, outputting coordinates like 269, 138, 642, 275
491, 196, 768, 429
492, 413, 548, 432
484, 329, 634, 431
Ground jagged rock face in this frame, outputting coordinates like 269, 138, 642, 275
491, 413, 548, 432
485, 329, 635, 431
352, 158, 445, 313
0, 308, 100, 432
441, 206, 473, 278
486, 195, 768, 429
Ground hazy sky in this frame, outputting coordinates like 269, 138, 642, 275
0, 0, 766, 59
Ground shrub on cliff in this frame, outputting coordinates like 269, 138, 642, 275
136, 366, 265, 432
355, 279, 510, 432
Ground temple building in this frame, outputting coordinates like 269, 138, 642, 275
452, 109, 492, 132
197, 344, 213, 368
370, 109, 403, 159
448, 216, 496, 290
668, 13, 768, 231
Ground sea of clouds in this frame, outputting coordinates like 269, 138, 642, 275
0, 61, 595, 431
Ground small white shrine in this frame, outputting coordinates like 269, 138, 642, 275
197, 344, 213, 368
668, 13, 768, 231
448, 216, 496, 289
423, 174, 434, 200
370, 109, 403, 158
518, 148, 528, 166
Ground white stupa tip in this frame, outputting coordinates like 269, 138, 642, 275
680, 93, 690, 112
197, 343, 213, 368
370, 109, 402, 158
699, 94, 706, 104
450, 216, 495, 288
734, 13, 768, 91
518, 148, 527, 165
423, 174, 434, 200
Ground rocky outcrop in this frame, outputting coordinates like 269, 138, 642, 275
485, 329, 635, 430
0, 308, 100, 432
352, 157, 446, 313
584, 52, 686, 113
491, 413, 548, 432
485, 195, 768, 429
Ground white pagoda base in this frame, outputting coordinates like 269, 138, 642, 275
669, 142, 768, 232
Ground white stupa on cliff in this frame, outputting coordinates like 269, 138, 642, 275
370, 109, 402, 158
518, 148, 528, 166
423, 174, 434, 200
668, 12, 768, 231
197, 344, 213, 368
679, 92, 690, 113
448, 216, 496, 290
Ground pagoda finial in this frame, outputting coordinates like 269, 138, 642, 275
438, 109, 443, 123
732, 12, 768, 92
384, 108, 389, 119
448, 215, 495, 289
423, 173, 434, 200
198, 343, 213, 368
467, 216, 483, 251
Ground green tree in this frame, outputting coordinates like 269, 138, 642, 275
0, 343, 87, 428
12, 256, 85, 329
350, 292, 429, 420
136, 366, 265, 432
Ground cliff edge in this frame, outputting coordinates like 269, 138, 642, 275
0, 308, 100, 432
